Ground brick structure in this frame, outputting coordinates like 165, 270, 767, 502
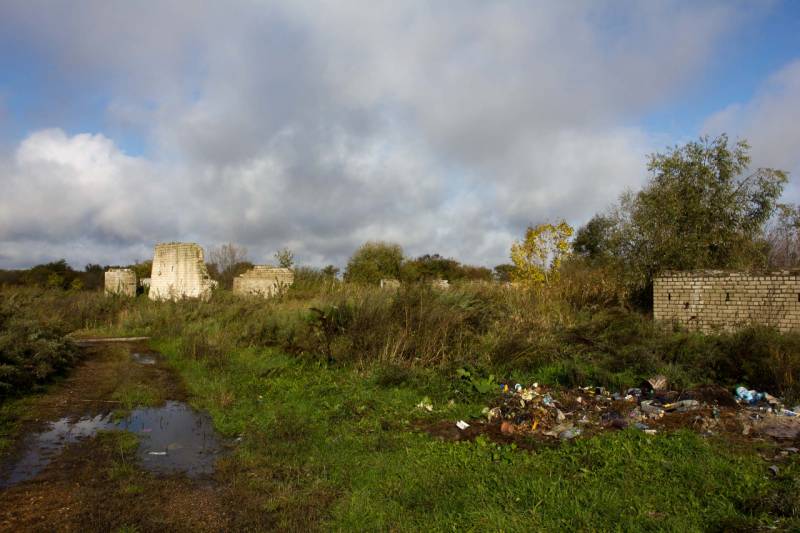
104, 268, 137, 297
233, 266, 294, 298
653, 270, 800, 332
148, 242, 216, 301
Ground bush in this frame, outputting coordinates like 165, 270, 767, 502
0, 294, 79, 397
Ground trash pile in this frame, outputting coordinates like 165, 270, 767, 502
460, 376, 800, 442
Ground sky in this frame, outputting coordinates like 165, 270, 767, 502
0, 1, 798, 270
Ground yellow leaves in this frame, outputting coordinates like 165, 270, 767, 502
510, 220, 574, 286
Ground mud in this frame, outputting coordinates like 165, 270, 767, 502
0, 341, 263, 532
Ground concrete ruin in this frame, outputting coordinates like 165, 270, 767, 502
104, 268, 137, 297
148, 243, 216, 301
654, 270, 800, 332
431, 279, 450, 290
380, 279, 400, 290
233, 266, 294, 298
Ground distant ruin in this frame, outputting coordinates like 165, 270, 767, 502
104, 268, 137, 297
431, 279, 450, 290
148, 243, 216, 301
233, 266, 294, 298
653, 270, 800, 332
380, 279, 400, 290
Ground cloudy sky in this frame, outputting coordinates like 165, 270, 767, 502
0, 1, 798, 270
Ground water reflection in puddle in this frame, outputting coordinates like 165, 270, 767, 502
1, 401, 224, 488
131, 352, 157, 365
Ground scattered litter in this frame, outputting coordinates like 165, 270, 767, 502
736, 386, 765, 405
769, 465, 780, 476
559, 427, 581, 440
148, 451, 167, 456
642, 375, 668, 393
460, 378, 800, 445
456, 420, 470, 430
416, 397, 434, 412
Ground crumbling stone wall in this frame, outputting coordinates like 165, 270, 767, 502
233, 266, 294, 297
104, 268, 137, 297
653, 270, 800, 332
148, 242, 216, 301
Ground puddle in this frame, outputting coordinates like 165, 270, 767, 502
131, 352, 157, 365
125, 401, 223, 476
1, 401, 225, 488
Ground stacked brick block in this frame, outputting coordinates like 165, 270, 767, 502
148, 242, 216, 301
653, 270, 800, 332
233, 266, 294, 297
104, 268, 137, 297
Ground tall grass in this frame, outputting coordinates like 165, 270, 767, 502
3, 279, 800, 400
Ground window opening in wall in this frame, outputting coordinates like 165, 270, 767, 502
667, 293, 671, 301
725, 292, 730, 302
797, 293, 800, 303
684, 302, 689, 310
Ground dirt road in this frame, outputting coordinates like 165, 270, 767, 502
0, 342, 253, 532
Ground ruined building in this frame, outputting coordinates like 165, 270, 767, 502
653, 270, 800, 333
104, 268, 137, 297
233, 266, 294, 297
148, 242, 216, 301
380, 279, 400, 290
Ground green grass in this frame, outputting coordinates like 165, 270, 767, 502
0, 394, 38, 453
111, 383, 162, 412
155, 339, 797, 531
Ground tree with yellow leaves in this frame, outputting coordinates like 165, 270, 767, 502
510, 220, 574, 285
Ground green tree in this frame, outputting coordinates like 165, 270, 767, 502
630, 134, 785, 277
493, 264, 516, 282
344, 241, 404, 284
573, 215, 616, 261
321, 264, 340, 278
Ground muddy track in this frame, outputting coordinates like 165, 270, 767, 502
0, 342, 267, 532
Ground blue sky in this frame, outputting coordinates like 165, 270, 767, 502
0, 1, 798, 269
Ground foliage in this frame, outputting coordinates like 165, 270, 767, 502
631, 135, 785, 275
208, 242, 250, 289
575, 135, 788, 304
344, 241, 404, 285
400, 254, 493, 282
766, 203, 800, 268
0, 293, 79, 397
572, 214, 616, 261
321, 264, 340, 278
510, 221, 574, 285
128, 261, 153, 282
493, 263, 516, 282
274, 247, 295, 269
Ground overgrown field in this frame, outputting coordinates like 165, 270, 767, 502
2, 284, 800, 529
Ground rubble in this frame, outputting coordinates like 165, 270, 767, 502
454, 378, 800, 444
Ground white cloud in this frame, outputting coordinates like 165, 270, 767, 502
0, 1, 753, 269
